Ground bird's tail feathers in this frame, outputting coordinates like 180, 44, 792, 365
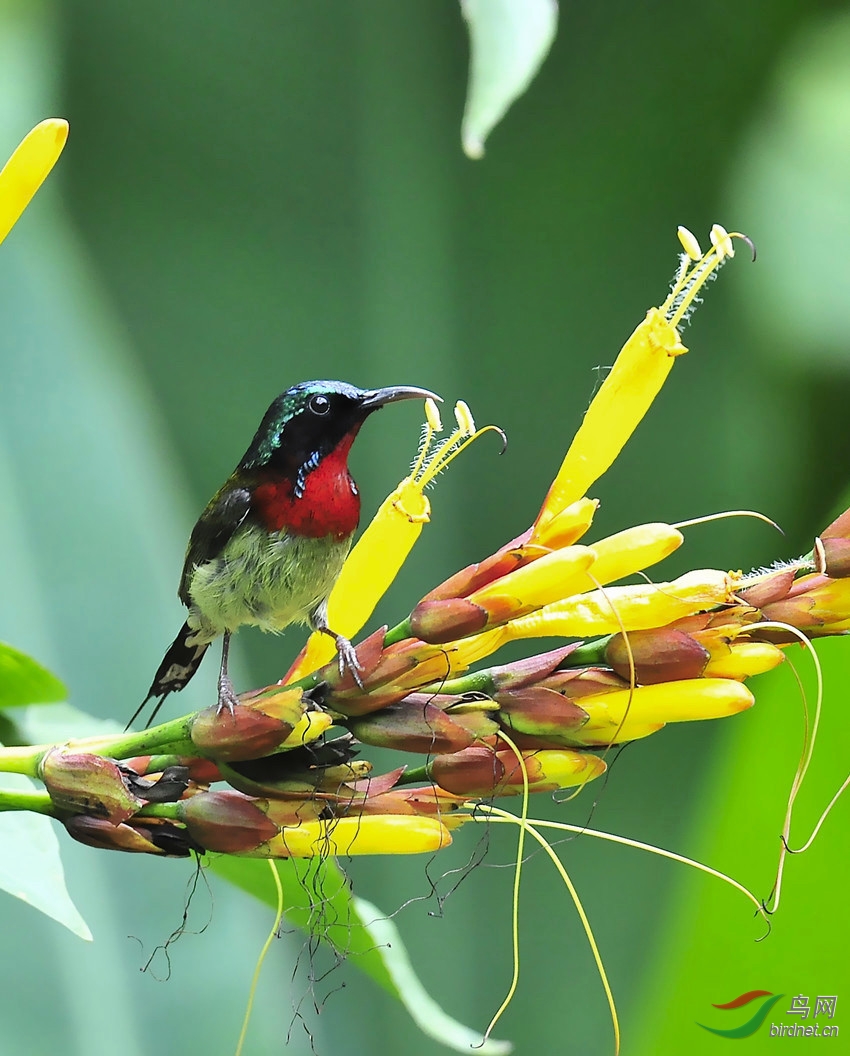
126, 622, 210, 730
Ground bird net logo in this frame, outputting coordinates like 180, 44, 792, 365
697, 991, 840, 1039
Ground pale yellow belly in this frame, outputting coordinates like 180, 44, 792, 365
185, 525, 350, 642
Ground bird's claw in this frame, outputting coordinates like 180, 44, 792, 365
335, 635, 364, 689
216, 676, 241, 715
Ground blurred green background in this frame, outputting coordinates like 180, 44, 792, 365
1, 1, 849, 1053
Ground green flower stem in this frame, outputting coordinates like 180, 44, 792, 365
137, 754, 191, 772
65, 716, 196, 760
395, 764, 431, 786
0, 744, 45, 777
0, 788, 54, 814
383, 618, 412, 647
0, 716, 197, 779
136, 802, 181, 820
423, 671, 496, 696
557, 636, 611, 668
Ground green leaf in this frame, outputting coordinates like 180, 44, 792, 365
212, 856, 511, 1054
0, 642, 66, 708
354, 895, 512, 1055
0, 771, 91, 940
632, 638, 850, 1054
461, 0, 558, 158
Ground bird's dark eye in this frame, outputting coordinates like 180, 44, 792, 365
309, 394, 331, 415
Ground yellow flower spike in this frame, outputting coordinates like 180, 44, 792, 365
253, 815, 453, 858
574, 678, 755, 745
290, 400, 503, 679
470, 544, 598, 613
533, 225, 747, 532
502, 569, 740, 641
702, 641, 784, 680
532, 307, 685, 532
0, 119, 69, 246
572, 522, 683, 590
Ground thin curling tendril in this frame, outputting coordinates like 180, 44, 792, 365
235, 859, 284, 1056
476, 729, 530, 1048
473, 804, 621, 1056
738, 621, 822, 916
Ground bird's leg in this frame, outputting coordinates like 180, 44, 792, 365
217, 631, 241, 713
310, 605, 363, 688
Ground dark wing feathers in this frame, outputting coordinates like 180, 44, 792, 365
178, 481, 253, 604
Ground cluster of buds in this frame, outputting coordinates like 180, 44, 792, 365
8, 222, 849, 864
33, 489, 850, 861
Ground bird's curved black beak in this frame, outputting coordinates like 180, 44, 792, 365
359, 385, 442, 411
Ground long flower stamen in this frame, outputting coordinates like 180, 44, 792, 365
414, 400, 506, 492
663, 225, 753, 328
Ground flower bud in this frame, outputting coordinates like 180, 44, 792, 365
347, 694, 499, 753
737, 568, 796, 608
179, 790, 280, 853
485, 645, 579, 691
605, 628, 710, 684
338, 784, 465, 817
64, 815, 194, 856
321, 638, 464, 716
429, 745, 605, 797
814, 536, 850, 579
409, 598, 490, 644
820, 506, 850, 541
190, 687, 307, 760
41, 749, 144, 824
759, 574, 850, 636
178, 790, 322, 853
496, 686, 589, 741
504, 569, 738, 641
540, 666, 627, 698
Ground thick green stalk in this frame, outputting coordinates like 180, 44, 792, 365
395, 764, 431, 786
383, 618, 412, 647
136, 802, 181, 820
558, 636, 611, 668
0, 744, 44, 778
0, 788, 54, 814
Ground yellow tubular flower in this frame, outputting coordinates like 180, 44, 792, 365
532, 229, 744, 533
574, 678, 755, 745
573, 522, 683, 589
532, 308, 686, 533
0, 119, 69, 245
252, 815, 453, 857
501, 569, 740, 642
702, 641, 784, 680
470, 545, 598, 612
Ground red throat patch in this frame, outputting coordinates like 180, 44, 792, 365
251, 432, 361, 540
